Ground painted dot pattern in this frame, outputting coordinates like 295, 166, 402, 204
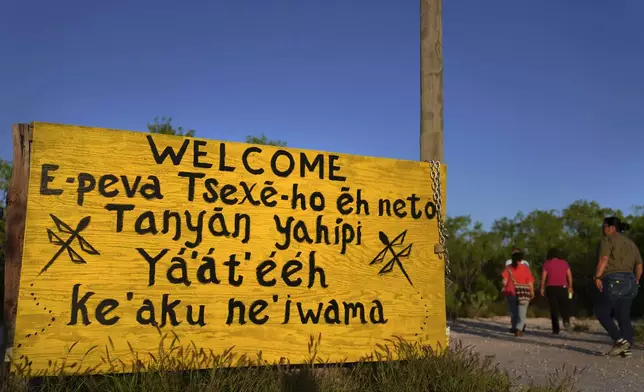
20, 282, 56, 359
414, 290, 429, 339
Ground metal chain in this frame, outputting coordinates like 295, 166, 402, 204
427, 160, 451, 276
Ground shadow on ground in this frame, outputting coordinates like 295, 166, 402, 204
449, 319, 613, 356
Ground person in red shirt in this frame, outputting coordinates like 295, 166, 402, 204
501, 251, 535, 337
540, 248, 573, 335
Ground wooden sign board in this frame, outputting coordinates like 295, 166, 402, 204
7, 122, 447, 374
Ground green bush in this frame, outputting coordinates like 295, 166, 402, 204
527, 305, 551, 319
484, 301, 510, 317
634, 322, 644, 343
572, 321, 590, 333
0, 337, 577, 392
446, 278, 503, 319
448, 298, 508, 320
446, 283, 462, 320
461, 291, 497, 318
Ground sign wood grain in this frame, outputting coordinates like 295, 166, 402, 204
11, 122, 447, 374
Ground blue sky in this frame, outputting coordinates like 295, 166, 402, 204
1, 0, 643, 226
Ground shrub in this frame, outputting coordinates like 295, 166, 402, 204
527, 305, 551, 319
572, 321, 590, 333
446, 283, 462, 320
485, 301, 510, 317
461, 291, 497, 318
634, 322, 644, 344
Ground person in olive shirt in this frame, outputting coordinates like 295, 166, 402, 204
594, 216, 643, 357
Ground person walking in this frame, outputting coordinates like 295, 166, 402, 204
502, 251, 535, 337
540, 248, 573, 335
594, 216, 643, 357
505, 247, 529, 332
505, 247, 530, 267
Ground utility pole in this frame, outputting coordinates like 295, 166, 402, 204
419, 0, 444, 162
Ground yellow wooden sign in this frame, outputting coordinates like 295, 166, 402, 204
11, 122, 447, 374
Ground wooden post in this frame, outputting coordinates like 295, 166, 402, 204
420, 0, 444, 162
2, 123, 32, 360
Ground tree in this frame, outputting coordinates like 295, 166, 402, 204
445, 215, 504, 317
1, 159, 11, 260
444, 200, 644, 319
245, 133, 287, 147
147, 116, 195, 137
0, 159, 11, 206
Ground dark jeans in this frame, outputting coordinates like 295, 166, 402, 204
546, 286, 571, 333
595, 272, 639, 345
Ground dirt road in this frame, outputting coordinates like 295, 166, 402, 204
449, 317, 644, 392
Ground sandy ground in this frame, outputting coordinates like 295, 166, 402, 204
449, 317, 644, 392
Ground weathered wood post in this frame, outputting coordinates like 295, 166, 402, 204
2, 124, 32, 361
420, 0, 449, 343
420, 0, 444, 163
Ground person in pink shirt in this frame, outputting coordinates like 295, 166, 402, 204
540, 248, 573, 334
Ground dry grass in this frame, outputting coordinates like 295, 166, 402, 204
0, 331, 578, 392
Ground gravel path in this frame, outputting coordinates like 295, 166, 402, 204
449, 317, 644, 392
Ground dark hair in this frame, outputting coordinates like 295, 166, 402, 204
546, 248, 561, 260
604, 216, 631, 232
511, 251, 524, 268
